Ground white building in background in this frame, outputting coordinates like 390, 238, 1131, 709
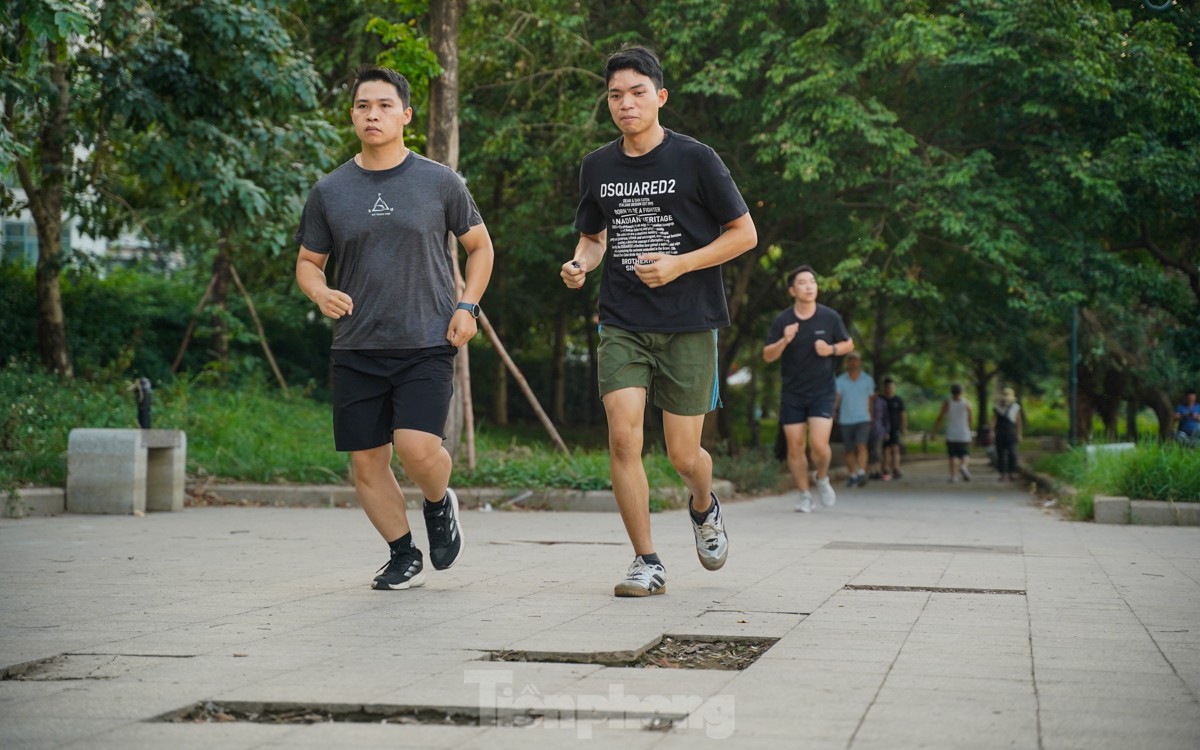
2, 171, 181, 273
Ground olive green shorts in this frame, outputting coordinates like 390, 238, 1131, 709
597, 325, 721, 416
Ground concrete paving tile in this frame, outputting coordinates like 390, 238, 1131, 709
458, 724, 667, 749
255, 722, 485, 748
1036, 678, 1195, 703
854, 703, 1038, 746
1, 476, 1198, 748
0, 718, 135, 750
1040, 710, 1200, 750
880, 673, 1034, 695
57, 721, 300, 750
10, 681, 214, 720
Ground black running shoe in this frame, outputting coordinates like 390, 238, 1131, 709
424, 488, 465, 570
372, 546, 426, 590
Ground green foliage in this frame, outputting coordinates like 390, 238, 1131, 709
0, 362, 347, 487
0, 265, 333, 391
0, 361, 132, 488
711, 447, 791, 495
1036, 443, 1200, 521
159, 374, 348, 484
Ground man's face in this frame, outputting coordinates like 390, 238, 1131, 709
607, 69, 667, 138
885, 382, 896, 397
1188, 392, 1197, 406
791, 272, 818, 302
351, 80, 412, 147
847, 357, 861, 374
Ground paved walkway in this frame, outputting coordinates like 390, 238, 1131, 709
2, 460, 1198, 749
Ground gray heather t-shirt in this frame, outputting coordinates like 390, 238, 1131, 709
295, 154, 483, 349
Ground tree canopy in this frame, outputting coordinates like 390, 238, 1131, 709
3, 0, 1197, 442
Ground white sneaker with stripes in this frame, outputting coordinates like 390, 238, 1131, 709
614, 556, 667, 597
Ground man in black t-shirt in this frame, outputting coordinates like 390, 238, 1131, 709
560, 46, 758, 598
763, 265, 853, 513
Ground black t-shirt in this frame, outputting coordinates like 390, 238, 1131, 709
575, 130, 750, 332
886, 395, 906, 431
766, 304, 849, 404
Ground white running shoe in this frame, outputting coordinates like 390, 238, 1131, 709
960, 465, 972, 482
690, 493, 729, 571
815, 476, 837, 507
794, 490, 813, 513
614, 556, 667, 597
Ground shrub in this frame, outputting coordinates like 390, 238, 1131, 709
1035, 443, 1200, 520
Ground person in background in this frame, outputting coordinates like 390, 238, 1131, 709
1174, 389, 1200, 441
931, 383, 973, 483
868, 389, 890, 480
991, 387, 1022, 481
881, 378, 907, 480
763, 265, 852, 513
834, 352, 875, 487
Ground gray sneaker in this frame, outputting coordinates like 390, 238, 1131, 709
794, 490, 813, 513
614, 556, 667, 597
690, 493, 729, 571
814, 477, 837, 507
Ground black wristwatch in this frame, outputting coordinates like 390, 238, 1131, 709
456, 301, 481, 319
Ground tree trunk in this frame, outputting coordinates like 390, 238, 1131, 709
1125, 400, 1139, 443
551, 306, 567, 423
972, 359, 987, 438
872, 296, 888, 381
427, 0, 466, 458
495, 354, 508, 425
426, 0, 462, 169
22, 50, 73, 377
210, 236, 232, 367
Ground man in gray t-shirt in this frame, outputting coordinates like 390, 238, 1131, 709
296, 65, 494, 592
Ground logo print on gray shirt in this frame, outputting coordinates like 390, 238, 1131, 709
370, 193, 393, 216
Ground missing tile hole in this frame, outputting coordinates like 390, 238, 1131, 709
843, 584, 1026, 595
489, 634, 777, 671
826, 541, 1021, 555
155, 700, 686, 730
3, 653, 196, 681
489, 540, 625, 546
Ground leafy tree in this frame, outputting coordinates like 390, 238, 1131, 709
1, 1, 98, 376
87, 0, 340, 373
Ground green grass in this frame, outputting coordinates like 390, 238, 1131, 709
1034, 443, 1200, 520
1, 363, 789, 511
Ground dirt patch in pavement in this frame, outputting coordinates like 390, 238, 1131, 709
490, 635, 777, 671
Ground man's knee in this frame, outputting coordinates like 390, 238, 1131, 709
667, 446, 704, 477
394, 432, 445, 470
609, 428, 643, 462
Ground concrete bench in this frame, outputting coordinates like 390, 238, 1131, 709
67, 429, 187, 514
1084, 442, 1135, 461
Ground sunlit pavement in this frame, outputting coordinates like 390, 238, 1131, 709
2, 458, 1198, 749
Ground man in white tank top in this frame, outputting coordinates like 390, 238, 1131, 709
931, 383, 974, 483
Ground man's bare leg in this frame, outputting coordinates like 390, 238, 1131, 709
603, 388, 653, 556
663, 411, 712, 512
351, 444, 411, 541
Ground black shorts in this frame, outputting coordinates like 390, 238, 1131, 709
885, 429, 903, 447
946, 441, 970, 458
331, 347, 457, 452
781, 395, 835, 425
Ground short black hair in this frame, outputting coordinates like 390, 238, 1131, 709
884, 377, 895, 386
605, 45, 664, 90
788, 264, 816, 286
951, 384, 963, 396
351, 65, 411, 109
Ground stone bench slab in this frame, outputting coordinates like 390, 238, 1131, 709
67, 429, 187, 515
